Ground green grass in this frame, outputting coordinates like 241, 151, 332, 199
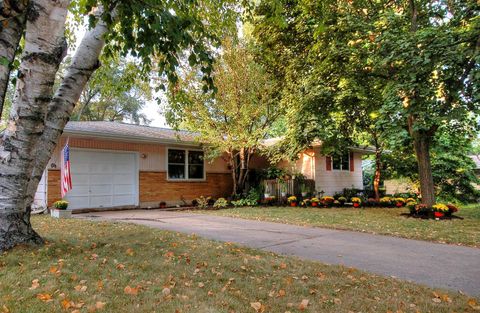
195, 204, 480, 248
0, 216, 478, 312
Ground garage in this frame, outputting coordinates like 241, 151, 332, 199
64, 149, 139, 210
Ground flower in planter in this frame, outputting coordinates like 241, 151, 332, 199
337, 196, 347, 205
287, 196, 297, 206
406, 201, 417, 214
310, 197, 320, 207
53, 200, 69, 210
406, 197, 416, 203
321, 196, 335, 207
379, 197, 393, 207
432, 203, 449, 213
351, 197, 362, 208
395, 197, 405, 207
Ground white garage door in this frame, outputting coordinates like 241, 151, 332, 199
65, 149, 138, 210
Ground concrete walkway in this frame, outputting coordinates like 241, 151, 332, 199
76, 209, 480, 296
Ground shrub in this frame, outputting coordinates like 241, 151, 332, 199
232, 189, 260, 207
53, 200, 69, 210
338, 196, 347, 205
196, 196, 211, 209
213, 198, 229, 208
342, 188, 363, 200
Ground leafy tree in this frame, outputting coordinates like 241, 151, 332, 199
166, 39, 281, 195
252, 0, 480, 206
0, 0, 240, 251
72, 57, 152, 124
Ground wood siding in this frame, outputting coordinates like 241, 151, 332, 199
140, 171, 232, 206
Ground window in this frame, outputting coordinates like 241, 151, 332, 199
332, 152, 350, 171
167, 149, 205, 180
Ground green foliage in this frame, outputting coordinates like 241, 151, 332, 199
165, 39, 282, 194
195, 196, 211, 209
252, 0, 480, 203
213, 197, 229, 208
231, 189, 261, 207
71, 56, 152, 124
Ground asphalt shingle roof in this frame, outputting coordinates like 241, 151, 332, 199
64, 121, 198, 143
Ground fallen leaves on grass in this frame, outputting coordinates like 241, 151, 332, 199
124, 285, 140, 295
29, 279, 40, 290
250, 302, 265, 312
36, 293, 52, 302
298, 299, 309, 311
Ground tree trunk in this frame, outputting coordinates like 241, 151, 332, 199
373, 149, 381, 202
26, 6, 110, 213
0, 0, 69, 252
412, 132, 436, 206
0, 0, 29, 118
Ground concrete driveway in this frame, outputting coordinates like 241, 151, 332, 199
76, 209, 480, 296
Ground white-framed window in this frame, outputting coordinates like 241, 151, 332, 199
167, 148, 205, 180
332, 152, 350, 171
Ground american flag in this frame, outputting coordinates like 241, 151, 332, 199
61, 140, 72, 197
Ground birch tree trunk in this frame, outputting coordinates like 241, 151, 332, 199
0, 0, 70, 252
26, 8, 110, 208
0, 0, 29, 118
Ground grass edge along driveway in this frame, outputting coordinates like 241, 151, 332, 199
195, 204, 480, 248
0, 216, 479, 312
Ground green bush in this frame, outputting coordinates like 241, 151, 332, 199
195, 196, 211, 209
213, 198, 229, 208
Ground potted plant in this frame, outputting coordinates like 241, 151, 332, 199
321, 196, 335, 207
432, 203, 449, 219
51, 200, 71, 219
337, 196, 347, 206
310, 197, 320, 207
395, 197, 405, 207
351, 197, 362, 208
287, 196, 297, 207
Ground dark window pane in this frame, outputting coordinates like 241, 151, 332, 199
188, 165, 204, 179
188, 151, 204, 164
168, 149, 185, 164
341, 153, 350, 171
332, 155, 341, 170
168, 165, 185, 179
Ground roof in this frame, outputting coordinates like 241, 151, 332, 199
64, 121, 198, 145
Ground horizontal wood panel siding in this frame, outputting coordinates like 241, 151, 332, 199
47, 170, 61, 206
140, 171, 233, 203
314, 149, 363, 195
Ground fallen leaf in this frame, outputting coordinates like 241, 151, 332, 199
432, 298, 441, 303
124, 285, 139, 295
278, 289, 286, 297
126, 248, 134, 256
162, 287, 171, 296
299, 299, 309, 311
29, 279, 40, 290
36, 293, 52, 302
250, 302, 265, 313
61, 299, 72, 309
2, 305, 9, 313
95, 301, 106, 309
198, 282, 205, 288
116, 263, 125, 270
279, 263, 287, 269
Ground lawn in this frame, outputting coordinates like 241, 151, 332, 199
0, 216, 479, 312
195, 204, 480, 248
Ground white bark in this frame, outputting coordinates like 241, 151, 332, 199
25, 7, 110, 209
0, 0, 29, 117
0, 0, 70, 251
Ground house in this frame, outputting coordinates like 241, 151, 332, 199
34, 121, 372, 211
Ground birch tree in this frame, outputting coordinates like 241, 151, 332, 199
0, 0, 239, 252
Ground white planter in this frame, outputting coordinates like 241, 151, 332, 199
51, 209, 72, 219
301, 192, 308, 197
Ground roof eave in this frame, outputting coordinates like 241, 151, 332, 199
63, 130, 201, 147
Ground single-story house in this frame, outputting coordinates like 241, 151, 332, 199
34, 121, 372, 210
